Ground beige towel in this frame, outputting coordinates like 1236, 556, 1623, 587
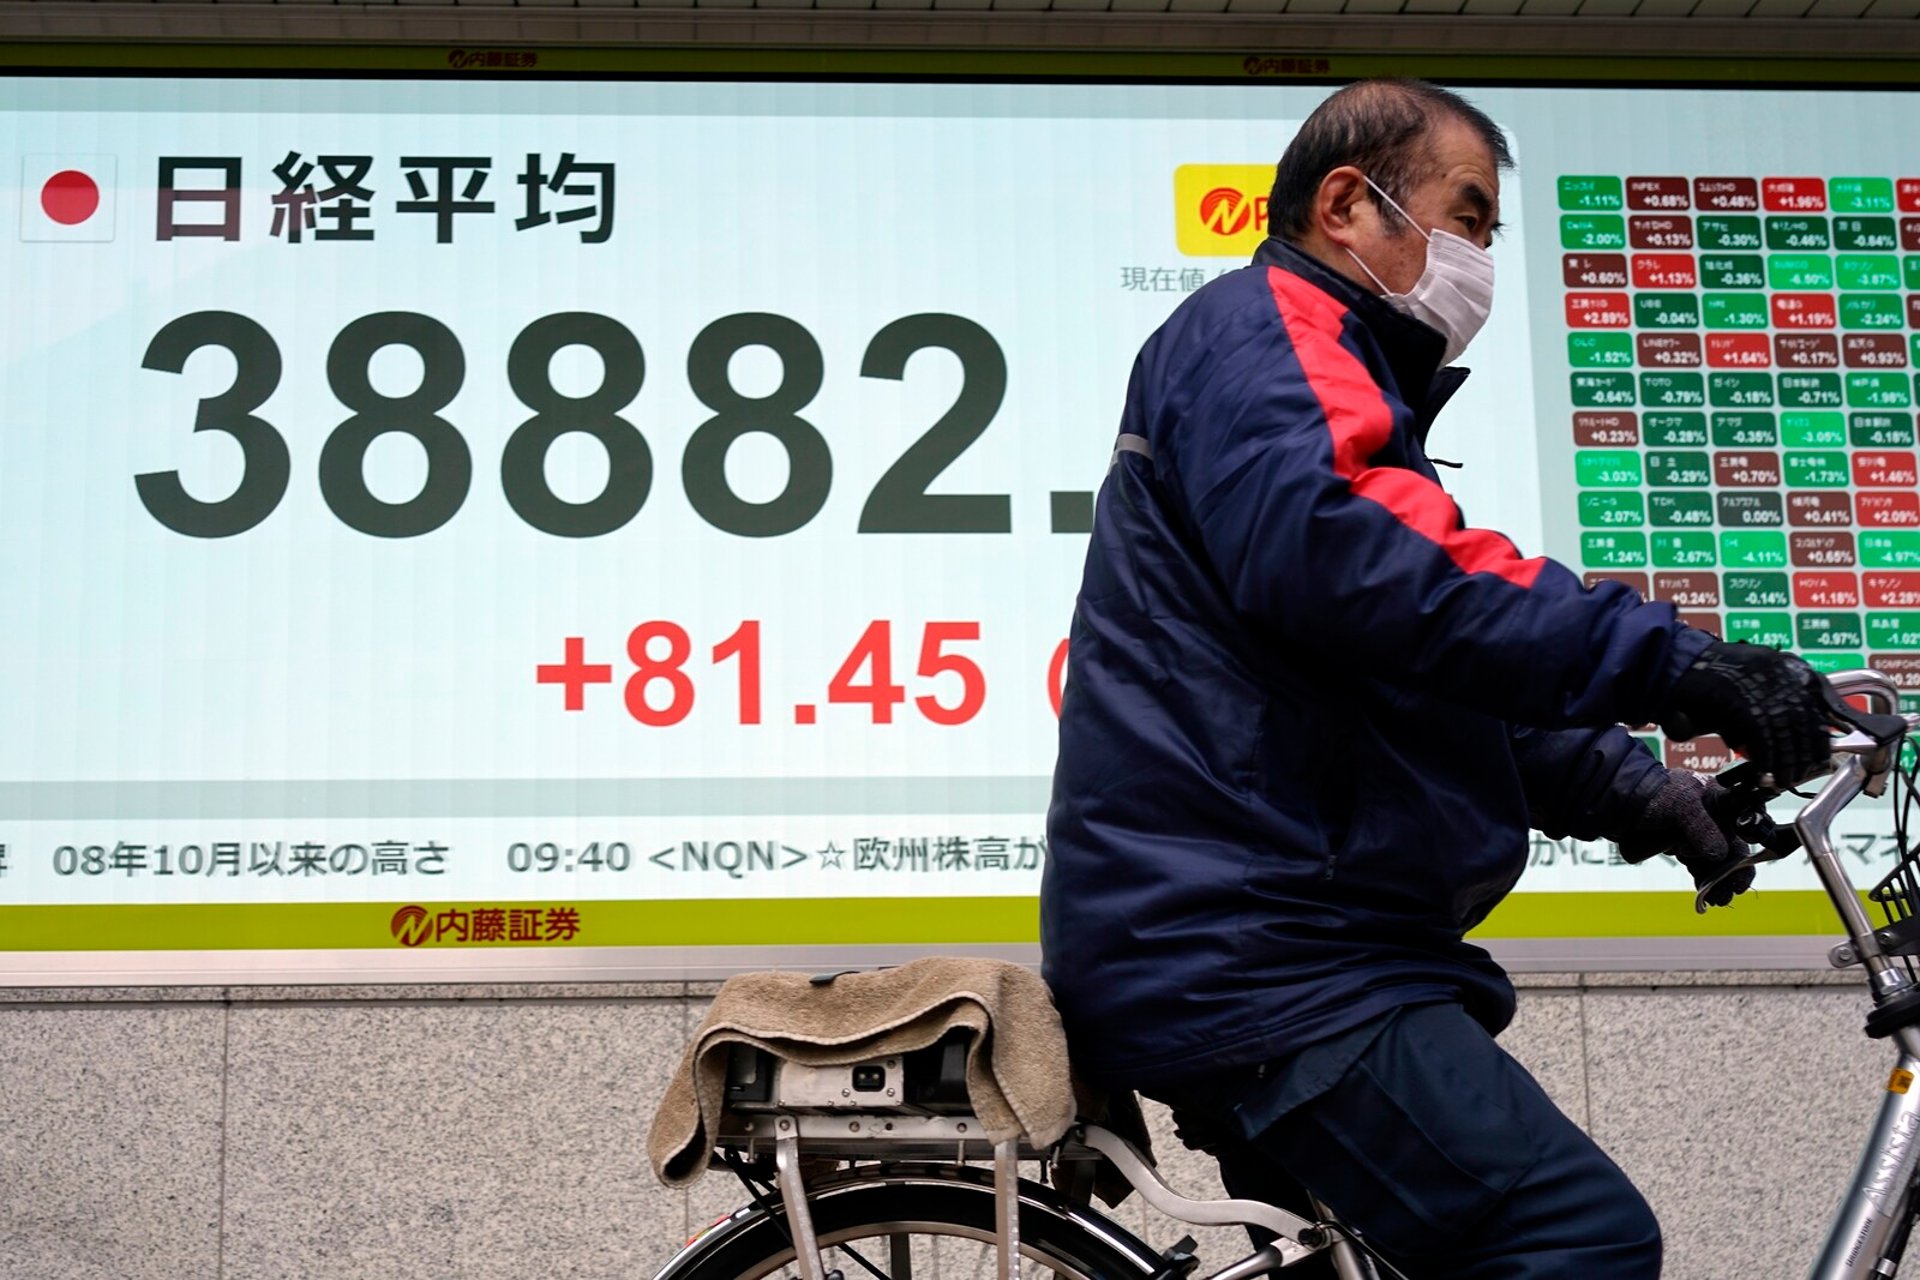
649, 957, 1077, 1188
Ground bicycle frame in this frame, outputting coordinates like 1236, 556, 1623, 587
1794, 669, 1920, 1280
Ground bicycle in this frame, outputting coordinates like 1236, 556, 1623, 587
650, 667, 1920, 1280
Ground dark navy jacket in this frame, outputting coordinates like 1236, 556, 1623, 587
1041, 238, 1710, 1089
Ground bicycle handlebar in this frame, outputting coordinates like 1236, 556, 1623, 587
1756, 668, 1920, 990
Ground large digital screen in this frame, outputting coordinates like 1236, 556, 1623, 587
3, 76, 1916, 976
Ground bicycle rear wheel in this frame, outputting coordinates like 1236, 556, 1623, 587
654, 1166, 1163, 1280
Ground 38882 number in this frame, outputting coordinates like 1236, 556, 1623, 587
135, 310, 1010, 539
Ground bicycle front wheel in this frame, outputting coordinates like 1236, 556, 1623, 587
654, 1166, 1163, 1280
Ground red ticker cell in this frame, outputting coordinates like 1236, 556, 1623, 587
1654, 572, 1721, 607
1563, 253, 1629, 288
1775, 334, 1839, 369
1667, 735, 1736, 772
1899, 180, 1920, 214
1773, 293, 1838, 329
1638, 333, 1703, 368
1763, 178, 1827, 212
1792, 531, 1858, 566
1854, 452, 1920, 488
1695, 178, 1759, 212
1628, 215, 1693, 250
1573, 411, 1639, 446
1858, 493, 1920, 527
1707, 334, 1773, 368
1628, 177, 1691, 211
1845, 334, 1909, 370
1582, 571, 1650, 595
1867, 572, 1920, 607
1714, 451, 1782, 487
1903, 218, 1920, 252
1872, 654, 1920, 688
1565, 292, 1631, 327
1631, 254, 1698, 289
1794, 572, 1860, 608
1788, 491, 1854, 527
1909, 296, 1920, 329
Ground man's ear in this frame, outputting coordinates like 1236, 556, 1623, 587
1316, 166, 1371, 248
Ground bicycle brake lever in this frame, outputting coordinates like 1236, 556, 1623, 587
1691, 798, 1804, 915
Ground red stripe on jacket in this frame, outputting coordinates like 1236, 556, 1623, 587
1266, 266, 1546, 589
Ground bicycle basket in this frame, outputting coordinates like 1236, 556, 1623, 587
1867, 738, 1920, 981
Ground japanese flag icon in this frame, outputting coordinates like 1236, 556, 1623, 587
20, 155, 115, 241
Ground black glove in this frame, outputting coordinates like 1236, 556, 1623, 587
1616, 772, 1756, 908
1660, 640, 1834, 786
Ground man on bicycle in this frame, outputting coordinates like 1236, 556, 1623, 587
1042, 78, 1837, 1278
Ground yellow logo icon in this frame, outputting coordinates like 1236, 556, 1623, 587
1174, 165, 1273, 257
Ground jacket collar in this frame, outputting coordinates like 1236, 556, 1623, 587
1250, 236, 1467, 445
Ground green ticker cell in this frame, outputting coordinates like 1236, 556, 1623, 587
1862, 532, 1920, 568
1569, 332, 1634, 368
1832, 179, 1896, 214
1649, 491, 1715, 527
1559, 175, 1625, 211
1702, 293, 1769, 330
1778, 372, 1842, 409
1853, 412, 1916, 448
1838, 254, 1903, 291
1635, 292, 1702, 329
1708, 371, 1773, 408
1781, 411, 1846, 447
1767, 254, 1834, 290
1719, 531, 1788, 568
1647, 411, 1709, 446
1906, 256, 1920, 291
1765, 216, 1831, 251
1645, 450, 1711, 486
1576, 449, 1644, 487
1797, 612, 1866, 650
1643, 372, 1707, 408
1633, 734, 1662, 757
1726, 611, 1793, 647
1562, 214, 1627, 250
1867, 612, 1920, 649
1571, 372, 1637, 408
1578, 491, 1646, 527
1848, 372, 1913, 410
1834, 217, 1899, 250
1712, 411, 1777, 447
1785, 450, 1852, 487
1804, 651, 1867, 674
1653, 531, 1717, 568
1698, 216, 1762, 250
1700, 255, 1765, 290
1723, 571, 1790, 608
1841, 294, 1906, 330
1581, 531, 1648, 569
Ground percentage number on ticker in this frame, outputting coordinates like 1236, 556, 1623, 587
538, 621, 1062, 725
136, 310, 1021, 539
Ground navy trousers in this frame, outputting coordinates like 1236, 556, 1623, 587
1150, 1003, 1662, 1279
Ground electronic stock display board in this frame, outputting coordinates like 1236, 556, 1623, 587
3, 69, 1916, 979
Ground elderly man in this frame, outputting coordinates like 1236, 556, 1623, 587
1042, 79, 1834, 1277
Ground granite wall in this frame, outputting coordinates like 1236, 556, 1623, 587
0, 971, 1894, 1279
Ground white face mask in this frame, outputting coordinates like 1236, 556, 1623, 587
1345, 174, 1495, 367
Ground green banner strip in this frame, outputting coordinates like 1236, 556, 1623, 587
0, 890, 1861, 951
0, 43, 1914, 84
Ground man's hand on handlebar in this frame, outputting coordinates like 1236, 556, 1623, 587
1659, 640, 1836, 786
1616, 772, 1759, 908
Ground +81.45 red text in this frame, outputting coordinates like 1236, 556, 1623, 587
538, 621, 1073, 726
